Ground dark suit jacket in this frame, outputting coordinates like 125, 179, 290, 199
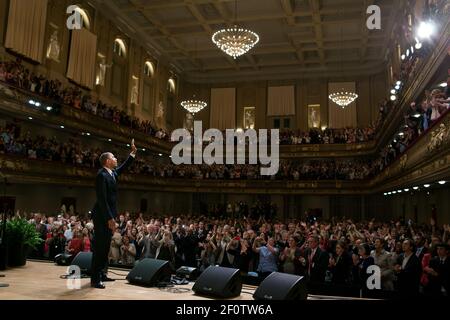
330, 252, 352, 285
427, 257, 450, 294
92, 155, 134, 224
304, 247, 329, 283
396, 253, 422, 294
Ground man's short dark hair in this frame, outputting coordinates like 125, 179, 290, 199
99, 152, 112, 166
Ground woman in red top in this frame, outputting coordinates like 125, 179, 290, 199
82, 228, 91, 252
68, 230, 84, 257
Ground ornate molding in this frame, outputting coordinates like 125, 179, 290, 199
428, 121, 450, 153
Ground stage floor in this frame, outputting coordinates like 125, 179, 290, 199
0, 261, 366, 300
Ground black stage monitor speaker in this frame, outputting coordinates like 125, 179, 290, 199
253, 272, 308, 300
176, 266, 200, 281
55, 253, 72, 266
126, 258, 172, 286
192, 266, 242, 298
70, 252, 92, 275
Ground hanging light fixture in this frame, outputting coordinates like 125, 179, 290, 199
180, 38, 207, 116
181, 98, 207, 115
212, 0, 259, 59
328, 11, 358, 108
329, 91, 359, 108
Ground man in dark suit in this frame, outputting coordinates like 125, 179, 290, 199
90, 140, 137, 289
300, 235, 329, 285
394, 238, 422, 296
425, 243, 450, 296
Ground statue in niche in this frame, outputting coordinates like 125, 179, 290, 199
96, 57, 112, 86
244, 108, 255, 129
184, 112, 194, 131
46, 30, 61, 62
131, 81, 139, 105
156, 101, 165, 128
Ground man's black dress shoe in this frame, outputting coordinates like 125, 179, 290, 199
102, 276, 115, 282
91, 281, 106, 289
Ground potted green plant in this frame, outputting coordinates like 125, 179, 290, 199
5, 218, 43, 267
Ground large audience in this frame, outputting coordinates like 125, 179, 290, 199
1, 58, 384, 146
0, 59, 169, 141
24, 206, 450, 298
1, 121, 380, 181
279, 126, 376, 145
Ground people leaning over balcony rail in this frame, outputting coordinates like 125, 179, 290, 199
0, 58, 169, 141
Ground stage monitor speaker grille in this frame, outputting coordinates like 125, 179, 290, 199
126, 258, 172, 287
253, 272, 308, 300
70, 252, 92, 275
192, 266, 242, 298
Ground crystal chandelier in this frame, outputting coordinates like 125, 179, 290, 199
180, 98, 207, 115
211, 0, 259, 59
328, 10, 358, 108
212, 26, 259, 59
329, 91, 359, 108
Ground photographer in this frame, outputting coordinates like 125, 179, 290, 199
199, 232, 217, 271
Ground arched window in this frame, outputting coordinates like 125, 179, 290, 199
113, 39, 127, 58
71, 5, 91, 30
168, 77, 176, 93
166, 77, 177, 125
144, 61, 155, 77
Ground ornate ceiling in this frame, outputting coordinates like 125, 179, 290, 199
96, 0, 402, 82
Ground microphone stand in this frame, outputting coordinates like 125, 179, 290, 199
0, 173, 9, 287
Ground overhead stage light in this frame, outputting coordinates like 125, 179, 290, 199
417, 21, 434, 39
413, 186, 419, 190
438, 181, 446, 185
423, 184, 430, 188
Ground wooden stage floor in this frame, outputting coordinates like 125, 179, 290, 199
0, 261, 366, 300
